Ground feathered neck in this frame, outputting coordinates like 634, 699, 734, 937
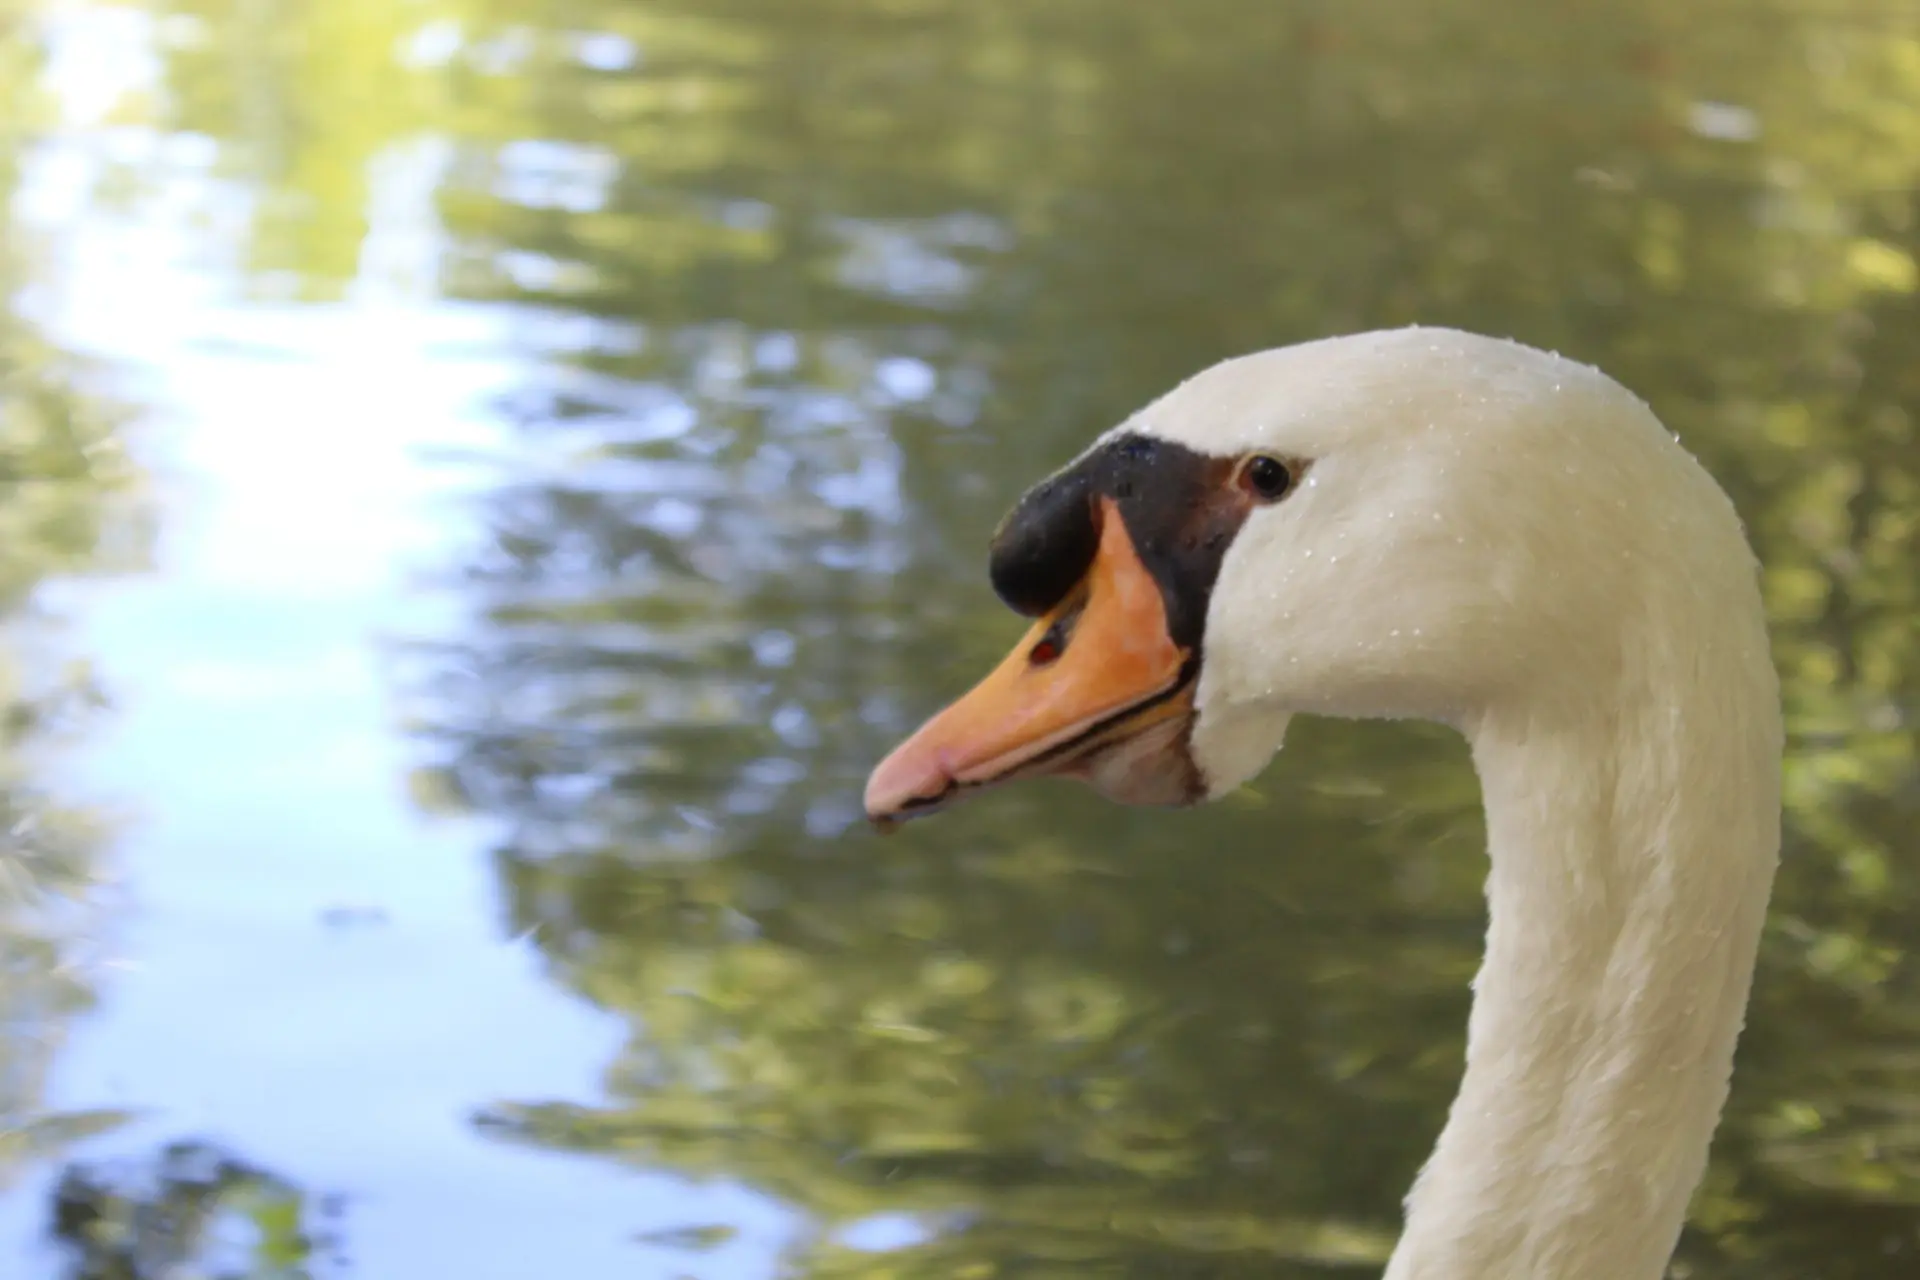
1384, 628, 1781, 1279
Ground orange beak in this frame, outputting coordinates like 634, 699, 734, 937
865, 497, 1198, 826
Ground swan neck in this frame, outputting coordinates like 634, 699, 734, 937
1384, 675, 1781, 1280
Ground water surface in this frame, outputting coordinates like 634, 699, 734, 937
2, 1, 1918, 1276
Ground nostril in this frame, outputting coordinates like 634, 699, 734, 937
1029, 620, 1068, 665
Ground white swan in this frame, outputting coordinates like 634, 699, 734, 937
864, 327, 1780, 1280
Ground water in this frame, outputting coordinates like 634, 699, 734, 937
1, 0, 1917, 1276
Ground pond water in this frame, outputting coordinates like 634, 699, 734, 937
1, 1, 1917, 1277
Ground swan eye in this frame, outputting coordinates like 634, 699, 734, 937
1238, 454, 1294, 502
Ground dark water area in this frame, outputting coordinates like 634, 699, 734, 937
1, 1, 1917, 1276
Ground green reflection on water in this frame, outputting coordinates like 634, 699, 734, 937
0, 0, 147, 1195
47, 1139, 342, 1280
135, 0, 1920, 1274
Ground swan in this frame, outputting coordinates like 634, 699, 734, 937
863, 327, 1780, 1280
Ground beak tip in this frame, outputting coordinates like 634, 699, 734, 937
863, 745, 952, 828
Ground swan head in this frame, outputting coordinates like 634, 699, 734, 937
865, 326, 1757, 824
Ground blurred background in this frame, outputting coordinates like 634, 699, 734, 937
1, 0, 1917, 1276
